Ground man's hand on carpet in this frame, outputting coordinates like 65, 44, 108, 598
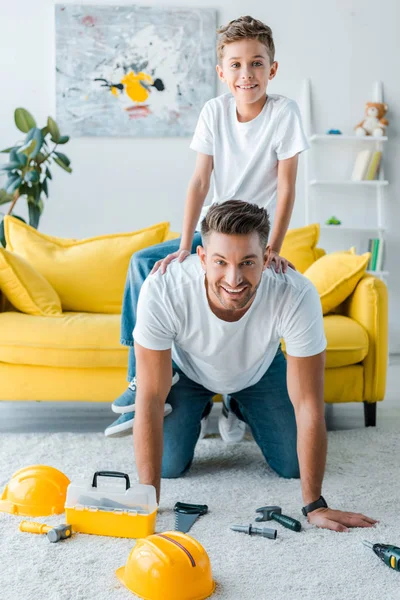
307, 507, 378, 532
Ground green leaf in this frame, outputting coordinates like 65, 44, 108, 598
25, 128, 35, 143
10, 147, 27, 166
41, 126, 49, 137
0, 217, 5, 247
57, 135, 70, 144
0, 189, 14, 205
36, 152, 47, 164
30, 129, 44, 159
6, 175, 22, 195
0, 162, 21, 172
17, 138, 37, 157
42, 178, 49, 197
53, 156, 72, 173
31, 184, 41, 203
14, 108, 36, 133
45, 167, 52, 180
25, 170, 40, 183
10, 148, 20, 162
16, 152, 27, 167
18, 183, 31, 197
28, 201, 41, 229
47, 117, 60, 143
0, 147, 14, 153
54, 151, 70, 166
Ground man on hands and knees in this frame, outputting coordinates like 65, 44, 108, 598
133, 201, 377, 532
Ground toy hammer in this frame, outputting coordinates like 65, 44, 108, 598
255, 506, 302, 532
19, 521, 72, 543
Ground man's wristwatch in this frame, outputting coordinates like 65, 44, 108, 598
302, 495, 328, 517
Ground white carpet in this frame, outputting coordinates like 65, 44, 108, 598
0, 423, 399, 600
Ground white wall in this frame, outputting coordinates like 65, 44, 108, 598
1, 0, 399, 350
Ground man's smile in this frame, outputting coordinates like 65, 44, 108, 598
220, 284, 248, 297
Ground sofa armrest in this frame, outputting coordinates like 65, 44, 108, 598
344, 275, 388, 401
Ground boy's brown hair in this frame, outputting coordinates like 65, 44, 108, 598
201, 200, 270, 249
217, 16, 275, 64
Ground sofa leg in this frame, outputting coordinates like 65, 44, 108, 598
363, 402, 376, 427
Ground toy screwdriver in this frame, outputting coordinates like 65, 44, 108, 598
363, 540, 400, 571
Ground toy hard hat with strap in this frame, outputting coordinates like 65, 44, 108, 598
0, 465, 70, 517
116, 530, 215, 600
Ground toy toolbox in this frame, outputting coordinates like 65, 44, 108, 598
65, 471, 158, 538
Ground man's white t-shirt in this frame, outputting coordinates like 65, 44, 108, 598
133, 256, 326, 395
190, 93, 309, 226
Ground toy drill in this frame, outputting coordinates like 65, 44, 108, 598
363, 540, 400, 571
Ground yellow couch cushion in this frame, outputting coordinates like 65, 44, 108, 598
304, 251, 370, 314
4, 216, 170, 314
0, 311, 126, 368
165, 231, 181, 241
0, 248, 62, 317
281, 314, 368, 368
280, 224, 320, 273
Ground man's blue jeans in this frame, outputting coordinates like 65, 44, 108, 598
161, 349, 300, 480
121, 233, 203, 381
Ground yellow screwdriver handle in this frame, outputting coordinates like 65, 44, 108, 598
19, 521, 51, 535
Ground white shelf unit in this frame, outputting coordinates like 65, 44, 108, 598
301, 79, 389, 280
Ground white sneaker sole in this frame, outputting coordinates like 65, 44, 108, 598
105, 404, 173, 438
198, 415, 210, 440
112, 373, 180, 414
218, 412, 246, 444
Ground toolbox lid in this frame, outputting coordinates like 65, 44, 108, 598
65, 471, 157, 515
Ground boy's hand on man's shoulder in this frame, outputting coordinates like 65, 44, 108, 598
266, 247, 296, 273
151, 249, 191, 275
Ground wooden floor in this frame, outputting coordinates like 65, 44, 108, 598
0, 356, 398, 434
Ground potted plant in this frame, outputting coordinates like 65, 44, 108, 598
0, 108, 72, 246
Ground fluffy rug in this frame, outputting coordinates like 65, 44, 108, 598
0, 423, 399, 600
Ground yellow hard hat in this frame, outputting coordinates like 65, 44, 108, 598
0, 465, 70, 517
116, 530, 215, 600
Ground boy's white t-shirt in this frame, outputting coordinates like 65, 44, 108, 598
190, 93, 309, 226
133, 256, 326, 395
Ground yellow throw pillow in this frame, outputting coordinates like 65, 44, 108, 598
304, 251, 371, 315
4, 216, 170, 314
164, 230, 181, 241
280, 224, 320, 273
0, 248, 62, 316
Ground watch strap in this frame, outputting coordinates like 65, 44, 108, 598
302, 495, 328, 517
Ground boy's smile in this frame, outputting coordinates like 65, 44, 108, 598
216, 39, 278, 122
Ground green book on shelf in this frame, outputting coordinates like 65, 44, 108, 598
365, 151, 382, 180
371, 238, 380, 271
376, 239, 385, 272
367, 239, 373, 270
352, 150, 372, 181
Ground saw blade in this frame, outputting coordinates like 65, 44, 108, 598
174, 502, 208, 533
174, 511, 201, 533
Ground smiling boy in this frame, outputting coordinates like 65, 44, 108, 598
106, 16, 310, 441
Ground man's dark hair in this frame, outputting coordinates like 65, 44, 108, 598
201, 200, 270, 249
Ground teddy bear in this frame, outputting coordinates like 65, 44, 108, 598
355, 102, 389, 137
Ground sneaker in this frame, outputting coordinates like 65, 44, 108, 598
198, 401, 213, 440
218, 396, 246, 443
104, 404, 173, 438
199, 414, 210, 440
112, 373, 180, 414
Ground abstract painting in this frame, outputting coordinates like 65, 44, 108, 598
55, 5, 217, 137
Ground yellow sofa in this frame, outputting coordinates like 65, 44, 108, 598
0, 218, 388, 427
